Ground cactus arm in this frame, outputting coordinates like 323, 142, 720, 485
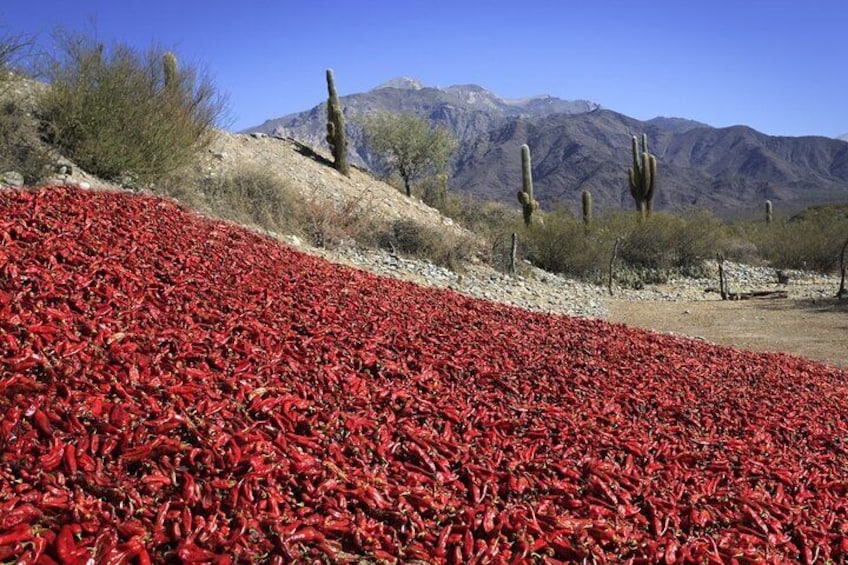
521, 144, 533, 201
582, 189, 592, 226
631, 136, 641, 175
645, 153, 657, 203
628, 167, 638, 197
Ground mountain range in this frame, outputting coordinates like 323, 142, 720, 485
246, 78, 848, 216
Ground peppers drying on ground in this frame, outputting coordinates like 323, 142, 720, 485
1, 186, 847, 563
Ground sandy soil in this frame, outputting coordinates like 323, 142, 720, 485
604, 296, 848, 369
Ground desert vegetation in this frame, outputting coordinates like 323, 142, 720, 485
360, 111, 457, 197
37, 32, 227, 185
0, 31, 52, 185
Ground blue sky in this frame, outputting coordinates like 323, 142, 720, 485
2, 0, 846, 137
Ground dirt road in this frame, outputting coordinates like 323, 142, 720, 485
605, 297, 848, 369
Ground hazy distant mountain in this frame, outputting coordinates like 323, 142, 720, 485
245, 77, 600, 165
246, 79, 848, 215
645, 116, 711, 133
838, 133, 848, 142
453, 110, 848, 214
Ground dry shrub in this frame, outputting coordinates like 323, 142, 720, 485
157, 167, 306, 238
524, 209, 608, 281
613, 211, 723, 272
38, 31, 227, 185
0, 97, 52, 184
524, 208, 726, 284
302, 197, 375, 249
0, 34, 52, 183
750, 205, 848, 272
157, 166, 378, 250
376, 218, 479, 270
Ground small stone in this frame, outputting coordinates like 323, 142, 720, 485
2, 172, 24, 187
78, 182, 91, 189
250, 132, 268, 139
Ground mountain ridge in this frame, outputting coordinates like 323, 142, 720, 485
245, 78, 848, 215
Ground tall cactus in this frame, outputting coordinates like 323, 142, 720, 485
163, 51, 178, 93
517, 144, 538, 227
765, 200, 773, 224
325, 69, 349, 176
627, 133, 657, 219
582, 189, 593, 227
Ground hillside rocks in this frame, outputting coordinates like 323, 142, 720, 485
1, 171, 23, 187
284, 235, 841, 321
192, 132, 473, 237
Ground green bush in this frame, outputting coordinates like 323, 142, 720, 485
617, 210, 725, 273
522, 208, 726, 284
360, 112, 457, 197
524, 208, 609, 280
38, 32, 227, 185
748, 205, 848, 272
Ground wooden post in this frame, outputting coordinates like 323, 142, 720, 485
838, 237, 848, 299
509, 233, 518, 275
717, 253, 729, 300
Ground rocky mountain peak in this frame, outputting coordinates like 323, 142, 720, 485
244, 77, 848, 215
374, 77, 424, 91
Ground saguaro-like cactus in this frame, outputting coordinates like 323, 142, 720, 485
765, 200, 773, 224
325, 69, 349, 176
163, 51, 178, 92
582, 189, 593, 227
627, 133, 657, 219
517, 144, 538, 227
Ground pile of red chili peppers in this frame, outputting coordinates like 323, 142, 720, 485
2, 186, 848, 563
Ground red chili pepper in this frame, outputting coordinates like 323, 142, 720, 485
54, 525, 87, 565
63, 444, 78, 475
0, 523, 33, 546
32, 410, 53, 436
177, 541, 219, 562
4, 186, 848, 563
0, 503, 42, 530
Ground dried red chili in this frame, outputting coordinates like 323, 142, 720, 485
1, 186, 847, 563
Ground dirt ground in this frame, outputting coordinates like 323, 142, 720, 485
604, 297, 848, 369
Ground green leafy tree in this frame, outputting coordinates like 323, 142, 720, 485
39, 31, 228, 185
362, 112, 457, 197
